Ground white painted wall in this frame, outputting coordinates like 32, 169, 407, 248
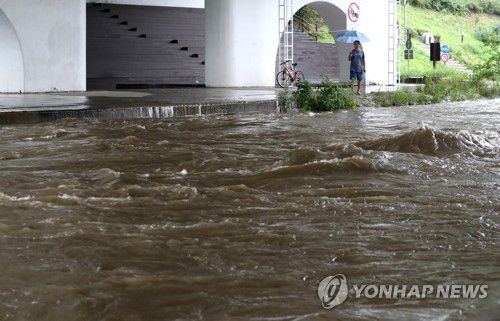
0, 0, 392, 92
0, 0, 85, 93
0, 9, 24, 93
353, 0, 391, 85
87, 0, 204, 8
206, 0, 393, 87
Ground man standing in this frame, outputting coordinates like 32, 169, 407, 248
348, 40, 366, 95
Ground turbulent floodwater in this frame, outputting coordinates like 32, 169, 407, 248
0, 100, 499, 321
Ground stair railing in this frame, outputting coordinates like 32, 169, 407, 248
293, 15, 319, 41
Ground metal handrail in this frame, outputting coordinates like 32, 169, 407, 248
292, 15, 319, 40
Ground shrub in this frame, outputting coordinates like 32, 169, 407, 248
292, 78, 356, 112
413, 28, 427, 37
474, 27, 492, 43
420, 77, 498, 102
473, 32, 500, 81
277, 87, 296, 111
315, 78, 356, 111
294, 81, 316, 111
477, 82, 500, 98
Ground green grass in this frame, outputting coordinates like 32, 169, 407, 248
400, 44, 465, 79
400, 5, 499, 79
373, 89, 430, 107
373, 77, 499, 107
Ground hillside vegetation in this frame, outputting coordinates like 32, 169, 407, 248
401, 4, 499, 79
294, 6, 335, 44
408, 0, 500, 15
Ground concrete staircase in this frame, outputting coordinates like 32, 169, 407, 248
446, 57, 474, 75
87, 3, 340, 89
276, 29, 340, 84
87, 3, 205, 90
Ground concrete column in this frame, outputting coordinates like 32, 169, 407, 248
0, 0, 86, 93
205, 0, 278, 87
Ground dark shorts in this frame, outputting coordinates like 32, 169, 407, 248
350, 70, 364, 81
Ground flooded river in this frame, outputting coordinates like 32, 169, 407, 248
0, 100, 499, 321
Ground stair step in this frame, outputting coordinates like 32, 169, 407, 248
88, 4, 207, 87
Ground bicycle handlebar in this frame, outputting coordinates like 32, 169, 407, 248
280, 60, 297, 66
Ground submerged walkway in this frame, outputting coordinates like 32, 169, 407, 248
0, 88, 279, 124
0, 85, 420, 124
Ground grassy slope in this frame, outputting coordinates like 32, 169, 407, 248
401, 5, 499, 79
317, 25, 335, 44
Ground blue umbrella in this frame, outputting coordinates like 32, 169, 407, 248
333, 30, 370, 44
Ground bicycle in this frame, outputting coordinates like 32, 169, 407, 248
276, 60, 305, 88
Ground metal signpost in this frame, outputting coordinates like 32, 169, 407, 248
441, 44, 450, 65
404, 28, 413, 77
430, 42, 441, 69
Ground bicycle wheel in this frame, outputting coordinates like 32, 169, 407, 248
295, 71, 305, 85
276, 71, 293, 88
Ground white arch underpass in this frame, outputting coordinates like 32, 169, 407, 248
276, 1, 347, 82
0, 8, 24, 93
294, 0, 347, 32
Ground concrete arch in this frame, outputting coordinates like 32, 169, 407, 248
293, 0, 347, 33
276, 1, 347, 82
276, 0, 347, 47
0, 8, 24, 93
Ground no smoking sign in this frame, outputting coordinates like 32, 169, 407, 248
348, 2, 360, 22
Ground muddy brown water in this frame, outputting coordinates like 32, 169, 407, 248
0, 100, 499, 321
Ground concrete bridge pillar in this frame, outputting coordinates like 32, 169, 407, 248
0, 9, 24, 92
205, 0, 278, 87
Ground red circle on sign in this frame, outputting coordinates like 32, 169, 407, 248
441, 54, 449, 63
348, 2, 360, 22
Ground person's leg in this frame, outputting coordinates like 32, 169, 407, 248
350, 70, 355, 92
356, 71, 363, 95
